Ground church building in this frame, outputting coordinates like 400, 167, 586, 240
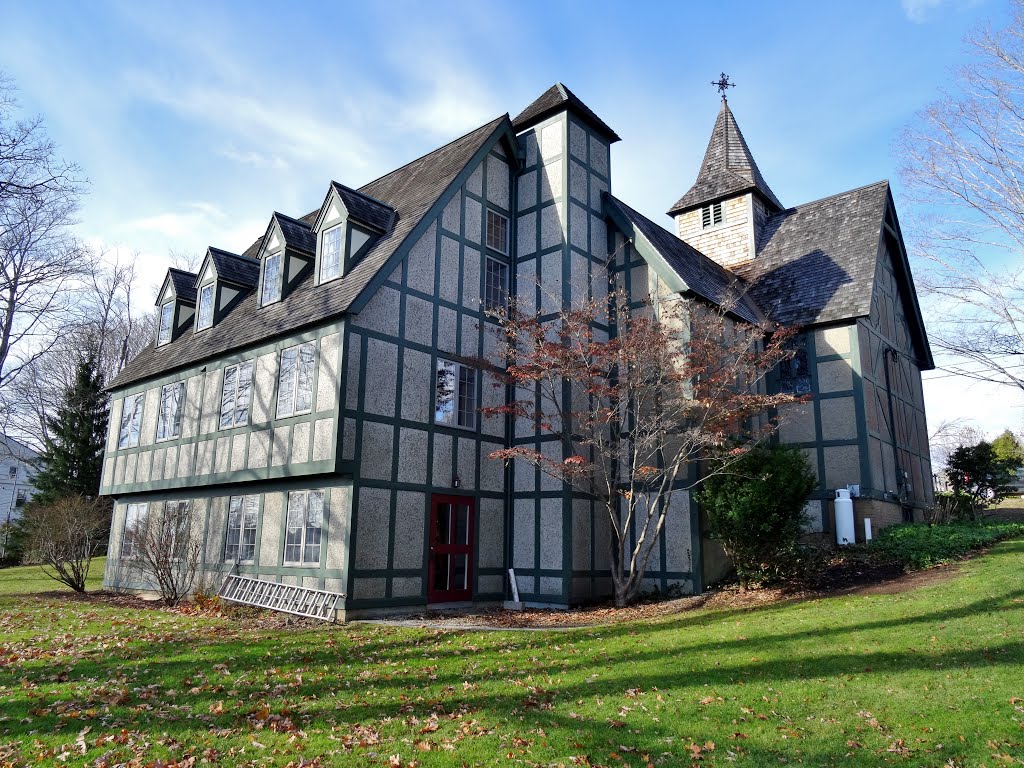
99, 83, 934, 616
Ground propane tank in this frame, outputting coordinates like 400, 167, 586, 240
834, 488, 855, 546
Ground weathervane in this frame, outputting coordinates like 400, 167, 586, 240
711, 72, 735, 100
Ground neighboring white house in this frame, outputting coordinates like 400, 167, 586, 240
0, 435, 41, 559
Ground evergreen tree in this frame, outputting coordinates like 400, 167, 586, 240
991, 429, 1024, 468
32, 352, 107, 504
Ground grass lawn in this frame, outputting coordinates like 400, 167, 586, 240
0, 557, 105, 596
1, 545, 1023, 767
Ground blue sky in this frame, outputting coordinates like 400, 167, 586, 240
1, 0, 1019, 442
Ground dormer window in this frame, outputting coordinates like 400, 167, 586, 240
157, 301, 174, 345
196, 283, 214, 330
320, 225, 343, 282
261, 252, 283, 305
701, 202, 724, 229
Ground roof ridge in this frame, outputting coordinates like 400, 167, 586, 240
272, 210, 312, 227
773, 179, 889, 214
329, 181, 393, 211
167, 267, 198, 276
356, 114, 508, 193
209, 246, 258, 263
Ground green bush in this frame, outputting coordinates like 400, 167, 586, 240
698, 446, 817, 588
865, 520, 1024, 569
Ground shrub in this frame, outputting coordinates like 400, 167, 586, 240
698, 446, 817, 588
22, 495, 110, 592
866, 520, 1024, 569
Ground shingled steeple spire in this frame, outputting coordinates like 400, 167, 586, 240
667, 99, 782, 216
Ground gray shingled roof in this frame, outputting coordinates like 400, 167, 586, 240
605, 195, 763, 325
273, 212, 316, 254
668, 99, 782, 216
207, 248, 260, 288
109, 114, 509, 390
512, 82, 621, 143
166, 268, 197, 304
330, 182, 395, 233
733, 180, 889, 328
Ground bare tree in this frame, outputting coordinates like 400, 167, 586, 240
127, 500, 202, 606
480, 288, 803, 606
0, 71, 86, 428
900, 3, 1024, 388
22, 495, 109, 592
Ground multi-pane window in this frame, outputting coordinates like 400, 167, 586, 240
223, 495, 259, 563
261, 252, 282, 305
157, 301, 174, 345
276, 341, 316, 418
484, 257, 509, 312
435, 359, 477, 429
14, 489, 26, 507
320, 225, 343, 282
156, 381, 185, 441
197, 283, 214, 330
778, 335, 811, 395
117, 393, 144, 449
701, 202, 724, 229
284, 490, 324, 565
7, 465, 16, 479
220, 361, 254, 429
162, 500, 192, 560
486, 209, 508, 254
121, 502, 148, 559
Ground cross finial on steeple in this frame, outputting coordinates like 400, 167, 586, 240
711, 72, 735, 101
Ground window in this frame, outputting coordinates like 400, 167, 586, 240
118, 393, 144, 449
223, 494, 259, 563
276, 341, 316, 418
197, 284, 214, 330
7, 465, 16, 480
121, 502, 148, 559
15, 489, 26, 507
321, 225, 343, 282
162, 500, 192, 559
701, 202, 724, 229
284, 490, 324, 565
486, 209, 508, 254
778, 336, 811, 395
261, 252, 282, 305
220, 361, 254, 429
434, 359, 477, 429
157, 301, 174, 345
156, 381, 185, 441
484, 257, 509, 312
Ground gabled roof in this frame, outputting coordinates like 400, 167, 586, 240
668, 99, 782, 216
165, 268, 198, 304
109, 114, 510, 390
206, 247, 260, 288
733, 180, 889, 328
273, 212, 316, 254
512, 82, 621, 143
605, 194, 763, 325
328, 182, 395, 233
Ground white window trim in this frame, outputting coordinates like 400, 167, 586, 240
276, 341, 316, 419
485, 209, 509, 255
219, 361, 254, 430
484, 256, 509, 313
155, 380, 186, 443
157, 301, 174, 346
121, 502, 148, 559
434, 358, 478, 431
283, 489, 325, 566
261, 251, 284, 306
319, 223, 344, 284
118, 393, 144, 450
196, 283, 215, 331
223, 494, 259, 564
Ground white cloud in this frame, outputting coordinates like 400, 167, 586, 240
129, 202, 228, 239
902, 0, 945, 23
219, 142, 288, 170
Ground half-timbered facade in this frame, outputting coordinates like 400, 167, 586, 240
101, 85, 933, 613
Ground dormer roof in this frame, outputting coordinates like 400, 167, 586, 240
315, 182, 396, 234
668, 99, 782, 216
203, 247, 260, 288
512, 82, 621, 143
164, 268, 198, 304
272, 212, 316, 254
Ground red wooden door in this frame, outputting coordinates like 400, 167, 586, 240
427, 495, 474, 603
